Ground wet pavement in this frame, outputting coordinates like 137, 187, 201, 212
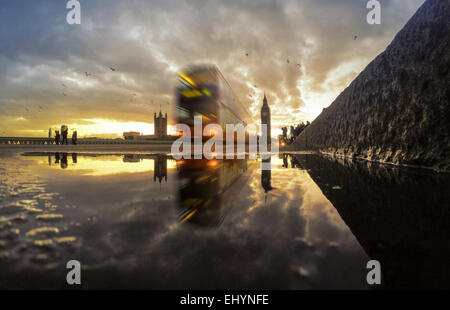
0, 151, 448, 289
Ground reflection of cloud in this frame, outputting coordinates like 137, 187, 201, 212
26, 156, 367, 289
0, 0, 425, 136
113, 158, 369, 289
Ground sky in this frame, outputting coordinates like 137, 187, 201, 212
0, 0, 425, 138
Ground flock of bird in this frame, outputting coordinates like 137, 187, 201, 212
6, 35, 362, 137
20, 37, 360, 116
58, 67, 116, 97
245, 51, 302, 99
245, 51, 301, 68
244, 34, 357, 99
20, 65, 124, 115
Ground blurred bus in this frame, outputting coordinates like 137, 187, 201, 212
175, 65, 251, 140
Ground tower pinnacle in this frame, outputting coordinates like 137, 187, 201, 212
261, 91, 271, 146
262, 92, 269, 109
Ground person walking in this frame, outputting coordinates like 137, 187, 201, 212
55, 130, 60, 145
61, 125, 68, 145
72, 131, 78, 145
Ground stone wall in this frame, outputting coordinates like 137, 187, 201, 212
291, 0, 449, 172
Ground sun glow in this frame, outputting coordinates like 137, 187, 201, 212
50, 118, 177, 138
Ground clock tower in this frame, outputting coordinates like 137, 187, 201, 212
261, 92, 271, 146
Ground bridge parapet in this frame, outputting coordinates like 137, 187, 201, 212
0, 137, 56, 145
0, 137, 176, 145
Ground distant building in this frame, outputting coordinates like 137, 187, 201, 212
261, 93, 271, 146
123, 154, 141, 162
154, 110, 167, 139
123, 108, 170, 140
123, 131, 141, 140
154, 154, 167, 183
123, 106, 177, 140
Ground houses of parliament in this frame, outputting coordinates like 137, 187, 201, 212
123, 109, 168, 140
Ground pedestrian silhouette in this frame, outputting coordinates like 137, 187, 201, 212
72, 131, 78, 145
61, 125, 68, 145
55, 130, 60, 145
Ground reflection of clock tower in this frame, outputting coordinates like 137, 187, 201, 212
261, 92, 271, 146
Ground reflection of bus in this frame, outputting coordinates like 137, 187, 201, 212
177, 159, 248, 227
176, 65, 251, 139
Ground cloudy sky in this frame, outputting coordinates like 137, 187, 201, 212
0, 0, 425, 138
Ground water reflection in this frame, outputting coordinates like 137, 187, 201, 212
72, 153, 77, 164
27, 152, 173, 176
177, 159, 248, 227
261, 158, 273, 194
0, 151, 448, 289
287, 153, 450, 289
154, 155, 168, 183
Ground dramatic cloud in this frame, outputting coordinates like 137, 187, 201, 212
0, 0, 425, 137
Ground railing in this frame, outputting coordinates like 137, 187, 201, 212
79, 138, 175, 144
0, 137, 56, 145
0, 137, 177, 145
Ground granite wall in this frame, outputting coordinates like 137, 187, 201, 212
291, 0, 449, 172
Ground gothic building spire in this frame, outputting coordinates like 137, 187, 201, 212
261, 91, 271, 146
